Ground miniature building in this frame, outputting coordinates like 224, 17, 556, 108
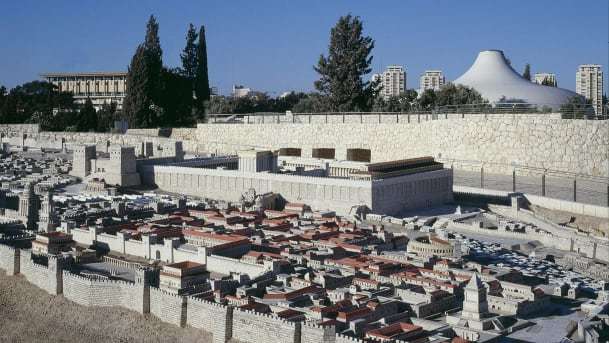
446, 274, 513, 342
71, 144, 140, 186
37, 190, 56, 232
238, 149, 278, 173
182, 229, 251, 255
407, 234, 455, 258
159, 261, 209, 294
32, 231, 73, 255
365, 322, 425, 342
142, 155, 453, 216
19, 183, 39, 230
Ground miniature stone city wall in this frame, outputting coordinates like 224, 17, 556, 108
186, 297, 233, 343
232, 309, 299, 343
149, 287, 186, 327
0, 244, 350, 343
0, 243, 19, 275
18, 250, 66, 295
62, 270, 149, 313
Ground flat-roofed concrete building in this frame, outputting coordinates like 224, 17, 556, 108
576, 64, 604, 115
40, 71, 127, 110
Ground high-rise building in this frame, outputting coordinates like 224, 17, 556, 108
576, 64, 603, 115
372, 65, 406, 100
232, 85, 252, 98
533, 73, 557, 87
419, 70, 445, 92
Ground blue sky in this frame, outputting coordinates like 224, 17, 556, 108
0, 0, 607, 95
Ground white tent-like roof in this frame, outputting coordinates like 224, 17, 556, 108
453, 50, 578, 108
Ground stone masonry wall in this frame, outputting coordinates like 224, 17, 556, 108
0, 244, 19, 275
18, 251, 63, 295
186, 298, 232, 343
149, 287, 186, 327
335, 334, 367, 343
231, 309, 298, 343
4, 116, 606, 178
61, 270, 148, 313
192, 117, 609, 177
301, 322, 336, 343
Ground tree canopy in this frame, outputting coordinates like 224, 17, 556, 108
314, 15, 376, 111
194, 25, 210, 119
180, 24, 199, 80
522, 64, 531, 81
123, 16, 210, 128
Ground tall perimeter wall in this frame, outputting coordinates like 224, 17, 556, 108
188, 116, 609, 177
3, 116, 607, 177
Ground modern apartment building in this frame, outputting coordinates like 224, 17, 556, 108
41, 72, 127, 111
576, 65, 603, 115
372, 65, 406, 100
232, 85, 252, 98
419, 70, 446, 92
533, 73, 557, 87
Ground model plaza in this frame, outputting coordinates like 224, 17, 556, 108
0, 1, 607, 341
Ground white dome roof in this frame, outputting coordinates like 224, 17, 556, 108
453, 50, 578, 108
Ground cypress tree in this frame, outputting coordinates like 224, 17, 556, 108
144, 15, 163, 106
77, 98, 97, 131
123, 45, 154, 128
180, 24, 199, 80
194, 25, 210, 119
522, 64, 531, 81
314, 15, 376, 111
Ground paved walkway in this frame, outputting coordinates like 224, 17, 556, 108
453, 170, 609, 207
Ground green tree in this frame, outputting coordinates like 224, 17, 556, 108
180, 24, 199, 80
194, 25, 210, 120
560, 96, 593, 118
292, 93, 331, 113
0, 81, 76, 125
77, 98, 97, 131
522, 64, 531, 81
416, 89, 437, 111
540, 77, 556, 87
314, 15, 376, 111
145, 15, 163, 104
123, 45, 155, 128
158, 67, 194, 126
97, 103, 118, 132
434, 83, 487, 108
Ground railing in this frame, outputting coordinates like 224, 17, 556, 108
439, 158, 609, 207
207, 102, 608, 123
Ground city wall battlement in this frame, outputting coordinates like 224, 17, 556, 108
0, 244, 349, 343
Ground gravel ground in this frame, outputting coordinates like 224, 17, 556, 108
0, 271, 213, 343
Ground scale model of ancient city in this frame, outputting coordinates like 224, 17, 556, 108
0, 9, 608, 343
